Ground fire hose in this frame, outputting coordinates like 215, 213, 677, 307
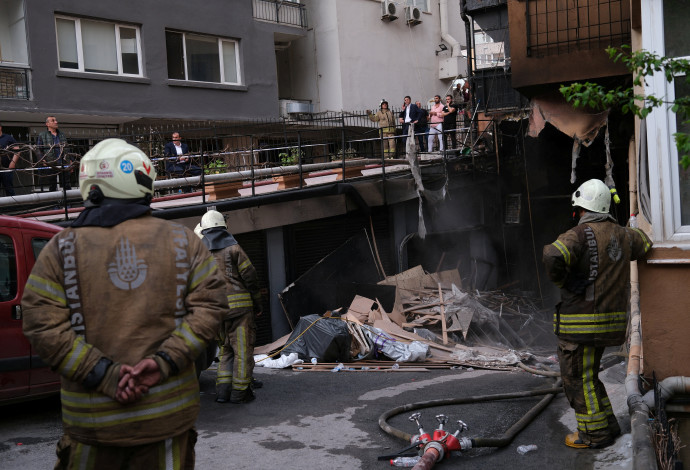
378, 378, 563, 469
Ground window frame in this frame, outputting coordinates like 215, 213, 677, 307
165, 30, 242, 86
54, 15, 143, 77
642, 0, 690, 244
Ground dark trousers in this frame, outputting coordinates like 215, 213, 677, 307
0, 170, 15, 196
557, 339, 621, 445
444, 125, 457, 149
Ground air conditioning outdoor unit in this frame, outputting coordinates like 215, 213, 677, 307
405, 6, 422, 26
381, 1, 398, 21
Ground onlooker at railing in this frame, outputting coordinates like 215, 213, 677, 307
36, 116, 70, 192
442, 94, 458, 150
428, 95, 445, 152
367, 100, 396, 159
414, 101, 429, 152
398, 96, 421, 154
0, 123, 20, 196
164, 131, 201, 192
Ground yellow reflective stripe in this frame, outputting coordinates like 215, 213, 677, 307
238, 259, 252, 273
160, 437, 179, 470
228, 293, 253, 308
62, 369, 196, 409
576, 411, 608, 422
189, 256, 217, 290
551, 240, 571, 266
26, 274, 67, 306
555, 323, 626, 334
57, 336, 92, 378
173, 323, 205, 355
582, 346, 600, 415
631, 228, 651, 252
236, 325, 247, 383
72, 441, 95, 470
555, 312, 626, 323
228, 293, 251, 300
63, 389, 199, 427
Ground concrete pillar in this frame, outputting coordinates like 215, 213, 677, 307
266, 226, 291, 339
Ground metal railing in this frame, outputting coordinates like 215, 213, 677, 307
0, 67, 29, 100
0, 109, 493, 219
525, 0, 631, 57
252, 0, 308, 28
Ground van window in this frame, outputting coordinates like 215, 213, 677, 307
31, 238, 51, 260
0, 235, 17, 302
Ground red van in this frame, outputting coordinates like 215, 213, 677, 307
0, 215, 62, 403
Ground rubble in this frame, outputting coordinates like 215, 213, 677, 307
259, 264, 556, 373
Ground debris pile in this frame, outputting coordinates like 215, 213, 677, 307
257, 265, 556, 373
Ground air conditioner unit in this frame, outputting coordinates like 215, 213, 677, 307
405, 6, 422, 26
381, 1, 398, 21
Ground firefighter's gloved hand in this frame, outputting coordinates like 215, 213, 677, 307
564, 274, 590, 294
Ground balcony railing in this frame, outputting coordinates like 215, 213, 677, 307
252, 0, 307, 28
525, 0, 631, 57
0, 66, 29, 100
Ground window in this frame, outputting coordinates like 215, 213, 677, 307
643, 0, 690, 241
31, 238, 50, 260
0, 0, 28, 65
165, 31, 241, 85
0, 235, 17, 302
55, 16, 142, 76
406, 0, 429, 13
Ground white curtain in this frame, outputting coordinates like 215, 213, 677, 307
81, 20, 117, 73
222, 41, 238, 84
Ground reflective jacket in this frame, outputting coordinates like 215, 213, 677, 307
211, 243, 261, 319
368, 109, 396, 133
543, 220, 652, 346
22, 216, 226, 446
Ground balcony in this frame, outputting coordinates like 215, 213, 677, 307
508, 0, 631, 89
0, 66, 29, 100
252, 0, 308, 28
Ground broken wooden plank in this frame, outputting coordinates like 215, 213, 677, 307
439, 283, 448, 345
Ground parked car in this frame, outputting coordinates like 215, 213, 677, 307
0, 215, 62, 404
0, 215, 217, 404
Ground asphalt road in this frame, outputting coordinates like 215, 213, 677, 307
0, 362, 633, 469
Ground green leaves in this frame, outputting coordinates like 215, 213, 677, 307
561, 46, 690, 169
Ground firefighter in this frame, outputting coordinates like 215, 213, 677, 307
198, 210, 262, 404
543, 178, 652, 449
367, 100, 397, 158
22, 138, 226, 469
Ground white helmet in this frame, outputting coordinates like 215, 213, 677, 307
200, 210, 226, 230
79, 138, 156, 202
193, 223, 204, 239
572, 179, 611, 214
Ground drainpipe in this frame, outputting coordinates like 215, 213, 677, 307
625, 137, 657, 470
439, 0, 461, 57
460, 0, 473, 75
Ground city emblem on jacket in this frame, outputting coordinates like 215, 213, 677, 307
607, 235, 622, 262
108, 237, 148, 290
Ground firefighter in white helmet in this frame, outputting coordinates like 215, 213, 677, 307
198, 209, 263, 403
22, 138, 226, 469
543, 178, 652, 449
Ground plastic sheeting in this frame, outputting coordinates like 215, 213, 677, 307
254, 352, 303, 369
363, 326, 429, 362
281, 314, 351, 362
